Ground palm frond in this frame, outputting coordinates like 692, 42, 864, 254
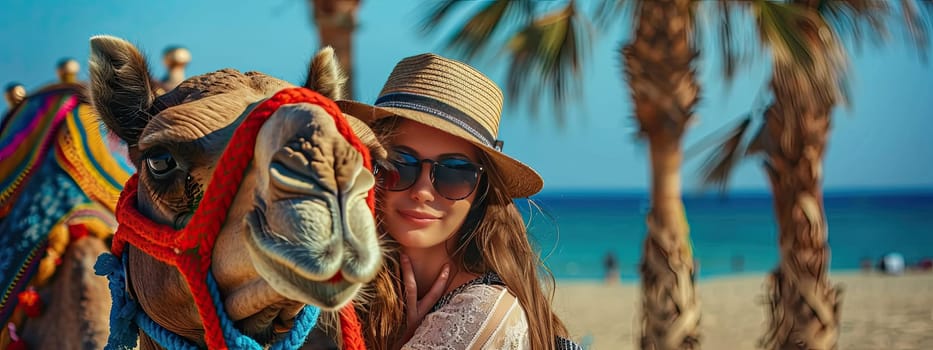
919, 0, 933, 56
745, 116, 767, 155
899, 0, 933, 62
504, 3, 590, 123
420, 0, 463, 33
756, 1, 851, 106
423, 0, 534, 61
754, 0, 818, 68
593, 0, 634, 32
717, 2, 738, 80
698, 117, 753, 192
921, 0, 933, 14
713, 1, 752, 83
817, 0, 891, 53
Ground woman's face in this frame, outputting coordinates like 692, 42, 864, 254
381, 120, 480, 251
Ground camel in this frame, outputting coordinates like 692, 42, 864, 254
1, 51, 194, 349
88, 35, 383, 349
0, 67, 134, 348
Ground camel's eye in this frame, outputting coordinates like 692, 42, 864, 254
146, 150, 178, 177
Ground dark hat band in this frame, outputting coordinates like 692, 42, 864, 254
375, 92, 495, 146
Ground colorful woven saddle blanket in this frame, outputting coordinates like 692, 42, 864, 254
0, 84, 133, 327
1, 84, 134, 216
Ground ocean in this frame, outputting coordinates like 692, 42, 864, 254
522, 191, 933, 281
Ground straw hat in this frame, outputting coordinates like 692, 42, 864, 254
337, 53, 542, 198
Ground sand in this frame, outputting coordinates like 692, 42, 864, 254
553, 272, 933, 350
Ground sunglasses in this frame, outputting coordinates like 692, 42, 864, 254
375, 150, 484, 200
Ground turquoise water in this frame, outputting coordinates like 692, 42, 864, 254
522, 191, 933, 281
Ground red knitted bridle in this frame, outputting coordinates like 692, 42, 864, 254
111, 87, 370, 349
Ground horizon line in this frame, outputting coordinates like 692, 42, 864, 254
536, 186, 933, 197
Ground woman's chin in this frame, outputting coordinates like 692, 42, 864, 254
389, 233, 449, 251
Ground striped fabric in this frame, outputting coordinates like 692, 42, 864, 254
0, 85, 131, 337
0, 91, 76, 217
0, 154, 89, 327
54, 102, 133, 212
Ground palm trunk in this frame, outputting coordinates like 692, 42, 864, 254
641, 136, 700, 350
759, 9, 844, 349
311, 0, 359, 99
622, 0, 700, 349
759, 76, 842, 350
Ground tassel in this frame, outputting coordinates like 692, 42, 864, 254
6, 323, 28, 350
94, 253, 140, 350
68, 223, 89, 242
16, 288, 41, 318
6, 339, 27, 350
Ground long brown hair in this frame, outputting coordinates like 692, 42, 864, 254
358, 117, 568, 350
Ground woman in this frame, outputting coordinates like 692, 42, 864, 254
339, 53, 579, 350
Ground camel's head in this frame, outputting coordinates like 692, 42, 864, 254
89, 35, 383, 346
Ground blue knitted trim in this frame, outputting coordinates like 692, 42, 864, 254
207, 270, 319, 350
95, 251, 320, 350
95, 251, 141, 350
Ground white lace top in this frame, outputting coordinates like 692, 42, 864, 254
401, 284, 530, 350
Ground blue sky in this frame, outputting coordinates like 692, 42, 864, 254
2, 0, 931, 193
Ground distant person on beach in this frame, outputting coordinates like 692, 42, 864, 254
340, 53, 580, 349
917, 258, 933, 271
860, 257, 874, 272
731, 254, 745, 273
604, 252, 620, 284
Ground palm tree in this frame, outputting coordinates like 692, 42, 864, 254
307, 0, 360, 99
622, 1, 701, 348
422, 1, 702, 349
702, 1, 932, 348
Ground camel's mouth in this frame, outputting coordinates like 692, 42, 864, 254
234, 300, 304, 345
244, 203, 366, 310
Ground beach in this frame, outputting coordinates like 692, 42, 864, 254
553, 272, 933, 350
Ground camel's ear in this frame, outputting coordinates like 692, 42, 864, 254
303, 46, 346, 101
89, 35, 157, 148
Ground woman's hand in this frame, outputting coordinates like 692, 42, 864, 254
396, 253, 449, 348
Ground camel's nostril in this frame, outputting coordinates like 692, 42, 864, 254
270, 160, 321, 196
